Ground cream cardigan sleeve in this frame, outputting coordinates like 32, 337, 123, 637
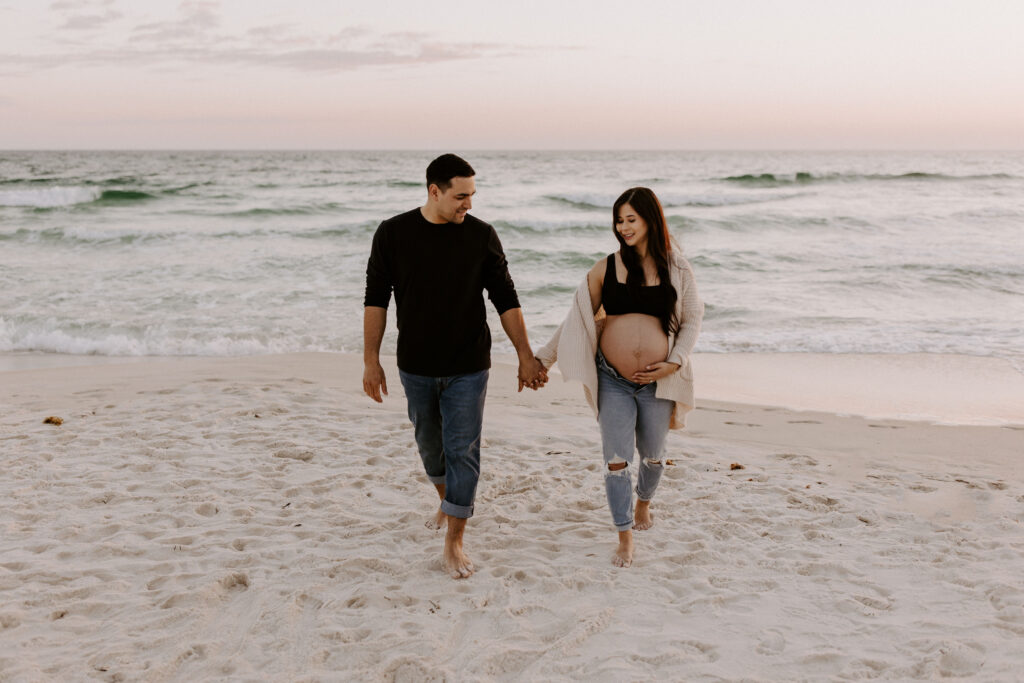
535, 276, 597, 373
666, 256, 704, 369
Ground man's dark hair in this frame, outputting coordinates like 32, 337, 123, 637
426, 154, 475, 192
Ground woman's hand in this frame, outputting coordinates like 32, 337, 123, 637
631, 361, 680, 385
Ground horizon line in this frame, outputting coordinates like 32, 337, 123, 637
3, 147, 1024, 154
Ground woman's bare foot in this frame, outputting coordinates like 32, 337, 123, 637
633, 500, 654, 530
612, 530, 633, 568
425, 506, 447, 530
444, 517, 474, 579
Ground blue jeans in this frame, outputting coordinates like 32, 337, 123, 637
398, 368, 489, 519
597, 350, 673, 532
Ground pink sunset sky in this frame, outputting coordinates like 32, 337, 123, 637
1, 0, 1021, 150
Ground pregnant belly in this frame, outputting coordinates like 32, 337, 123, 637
599, 314, 669, 378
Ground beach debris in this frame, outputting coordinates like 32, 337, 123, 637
730, 463, 745, 470
665, 459, 676, 466
254, 413, 261, 418
545, 450, 570, 455
42, 416, 63, 425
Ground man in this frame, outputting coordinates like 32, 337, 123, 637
362, 153, 547, 579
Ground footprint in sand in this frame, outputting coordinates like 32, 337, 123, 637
756, 629, 786, 655
0, 614, 22, 630
195, 502, 219, 517
274, 449, 314, 462
773, 453, 819, 467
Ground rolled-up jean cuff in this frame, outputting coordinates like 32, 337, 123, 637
614, 521, 633, 533
426, 474, 446, 486
441, 500, 474, 519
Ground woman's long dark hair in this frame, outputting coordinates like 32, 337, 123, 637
612, 187, 679, 335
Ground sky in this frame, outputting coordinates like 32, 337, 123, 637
1, 0, 1022, 150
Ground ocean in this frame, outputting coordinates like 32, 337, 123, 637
1, 150, 1022, 368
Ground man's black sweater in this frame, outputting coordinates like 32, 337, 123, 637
364, 208, 520, 377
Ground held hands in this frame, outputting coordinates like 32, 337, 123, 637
363, 361, 388, 403
631, 361, 680, 385
517, 356, 549, 392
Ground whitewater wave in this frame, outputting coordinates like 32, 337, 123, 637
0, 186, 159, 208
492, 219, 607, 235
719, 171, 1017, 187
544, 193, 614, 210
0, 222, 377, 245
0, 318, 331, 357
544, 191, 805, 210
208, 202, 355, 217
662, 192, 806, 207
0, 186, 101, 208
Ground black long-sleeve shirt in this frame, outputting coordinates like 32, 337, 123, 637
364, 208, 521, 376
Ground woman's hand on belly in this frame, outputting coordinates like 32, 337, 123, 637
599, 314, 670, 378
630, 361, 680, 385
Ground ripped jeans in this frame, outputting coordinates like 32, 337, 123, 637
597, 350, 674, 532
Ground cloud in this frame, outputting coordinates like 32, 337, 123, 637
50, 0, 108, 8
0, 1, 532, 77
60, 10, 122, 30
50, 0, 122, 31
1, 14, 520, 76
131, 1, 221, 43
31, 42, 504, 71
0, 95, 14, 107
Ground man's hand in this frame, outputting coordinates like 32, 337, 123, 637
518, 356, 549, 392
363, 361, 388, 402
631, 361, 680, 385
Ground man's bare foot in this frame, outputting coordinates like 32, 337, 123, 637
612, 530, 633, 568
633, 500, 654, 530
425, 506, 447, 530
444, 517, 474, 579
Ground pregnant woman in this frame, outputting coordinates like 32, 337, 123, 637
536, 187, 703, 567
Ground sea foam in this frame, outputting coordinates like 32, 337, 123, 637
0, 186, 100, 208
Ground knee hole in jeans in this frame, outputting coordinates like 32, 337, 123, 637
643, 458, 663, 466
607, 462, 628, 476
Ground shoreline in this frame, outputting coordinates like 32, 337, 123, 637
4, 350, 1021, 427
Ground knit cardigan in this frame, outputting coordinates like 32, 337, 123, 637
535, 251, 703, 429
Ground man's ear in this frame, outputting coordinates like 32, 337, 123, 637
427, 183, 439, 201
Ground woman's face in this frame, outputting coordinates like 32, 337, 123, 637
616, 203, 648, 250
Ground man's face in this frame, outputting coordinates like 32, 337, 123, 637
433, 176, 475, 223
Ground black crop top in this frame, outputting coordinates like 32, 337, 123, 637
601, 254, 670, 317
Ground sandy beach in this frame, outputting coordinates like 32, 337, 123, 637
1, 352, 1022, 681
